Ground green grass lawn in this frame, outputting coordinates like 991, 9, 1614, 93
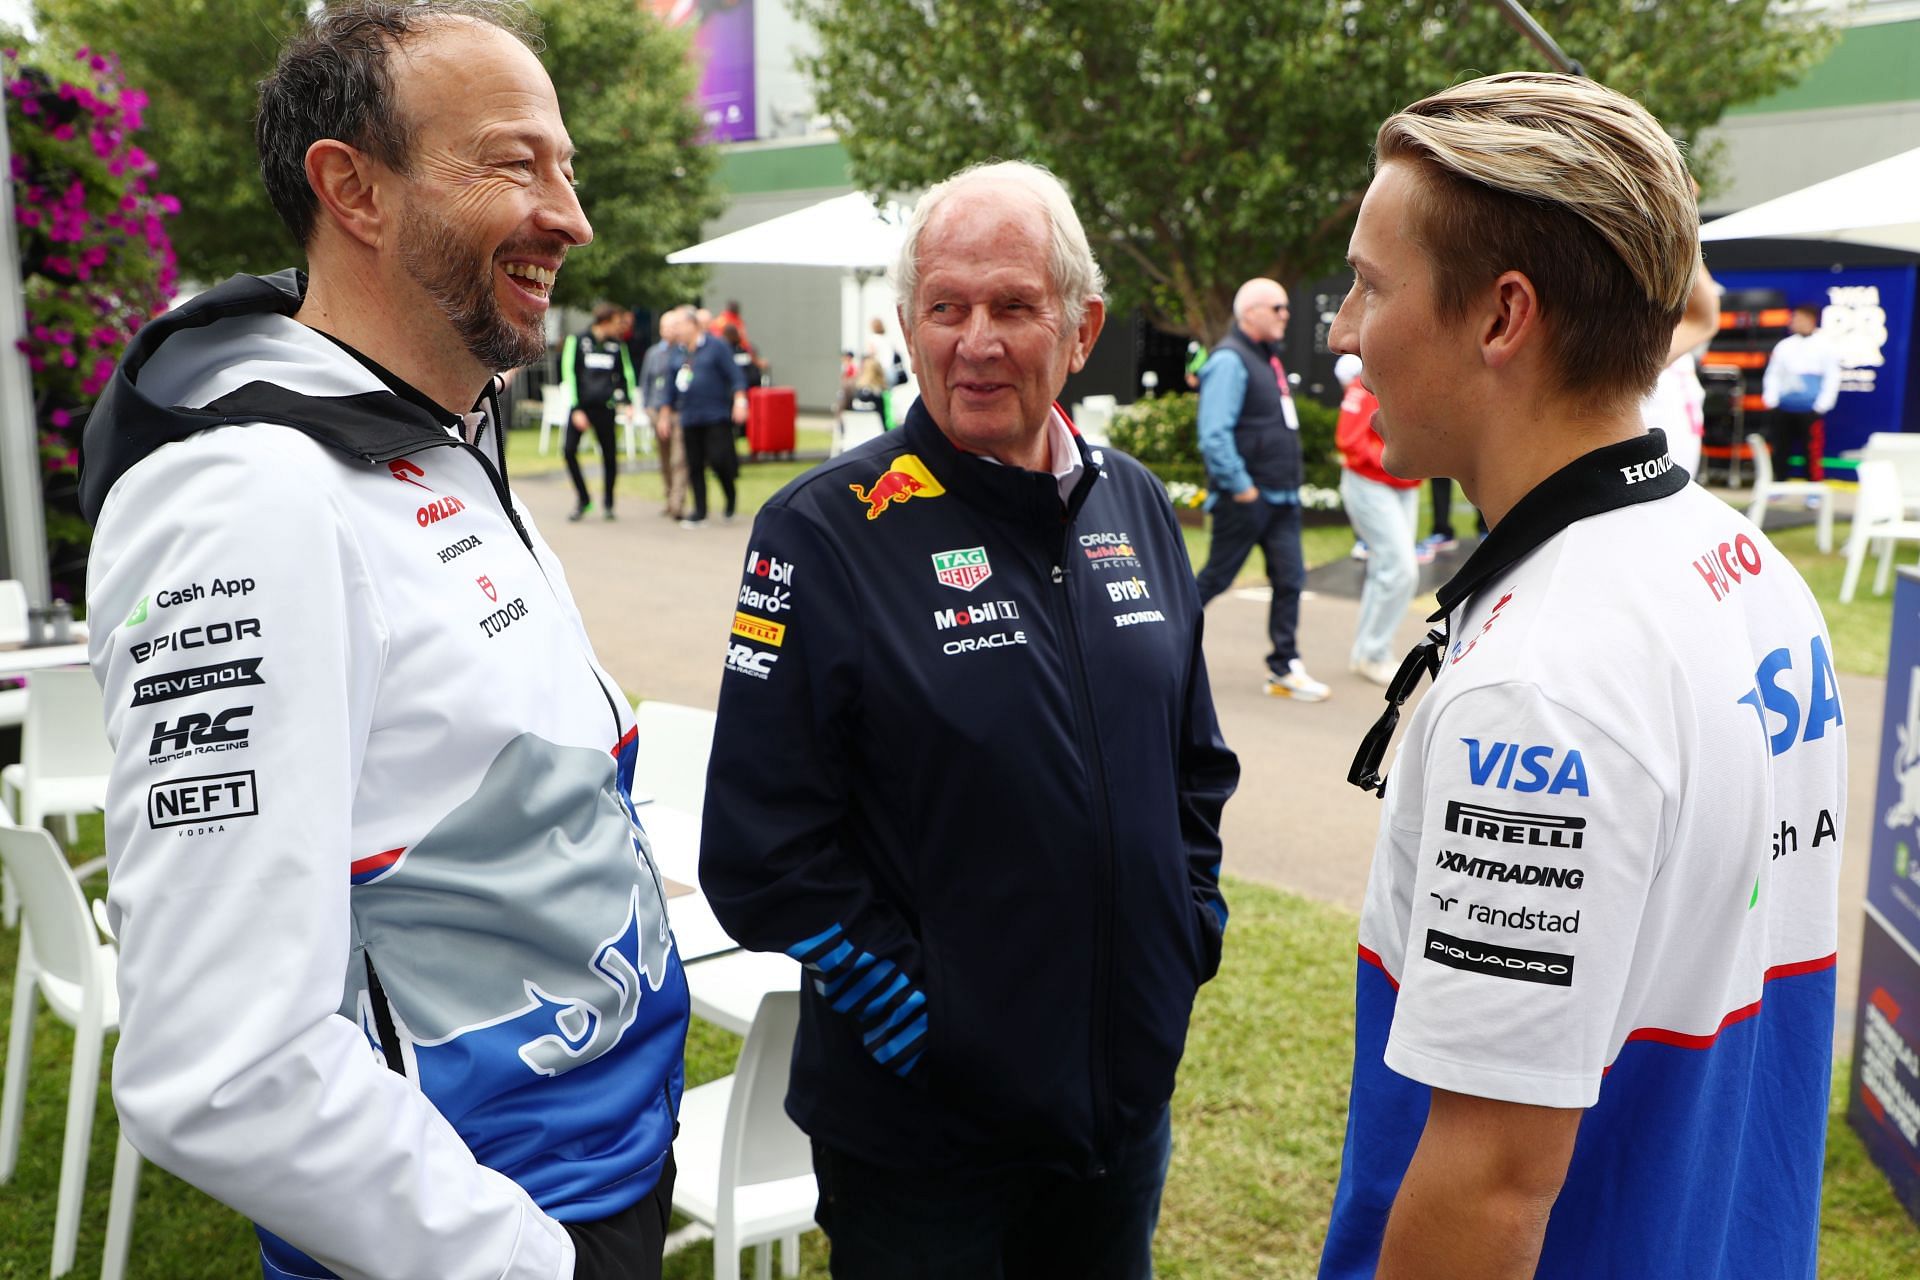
4, 819, 1915, 1276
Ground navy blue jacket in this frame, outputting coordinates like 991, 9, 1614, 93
700, 401, 1238, 1175
668, 334, 746, 426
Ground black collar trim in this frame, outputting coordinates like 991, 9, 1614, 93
900, 399, 1100, 528
315, 330, 466, 429
1429, 429, 1686, 622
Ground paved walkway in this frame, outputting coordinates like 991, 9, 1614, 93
525, 465, 1881, 1050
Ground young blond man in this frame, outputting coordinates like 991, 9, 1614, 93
1321, 74, 1845, 1280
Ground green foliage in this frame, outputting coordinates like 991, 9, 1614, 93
1110, 391, 1340, 491
33, 0, 722, 307
5, 44, 177, 599
31, 0, 307, 283
529, 0, 720, 310
796, 0, 1839, 340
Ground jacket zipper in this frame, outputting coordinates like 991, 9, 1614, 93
1049, 545, 1116, 1178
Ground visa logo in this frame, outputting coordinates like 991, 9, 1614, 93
1462, 739, 1590, 796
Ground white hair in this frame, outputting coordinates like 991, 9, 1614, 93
892, 160, 1105, 332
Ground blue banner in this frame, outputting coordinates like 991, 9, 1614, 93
1715, 265, 1917, 455
1850, 567, 1920, 1224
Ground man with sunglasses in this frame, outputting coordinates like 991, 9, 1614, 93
1320, 74, 1844, 1280
1194, 278, 1329, 701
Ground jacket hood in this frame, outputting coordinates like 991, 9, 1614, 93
79, 270, 498, 524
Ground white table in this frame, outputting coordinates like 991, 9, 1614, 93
683, 949, 803, 1036
0, 642, 89, 680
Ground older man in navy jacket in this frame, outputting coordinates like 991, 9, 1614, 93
700, 160, 1239, 1280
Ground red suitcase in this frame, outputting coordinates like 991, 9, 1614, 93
747, 386, 797, 457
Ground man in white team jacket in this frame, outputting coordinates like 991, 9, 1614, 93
79, 4, 689, 1277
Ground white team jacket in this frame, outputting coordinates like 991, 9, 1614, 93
81, 272, 688, 1280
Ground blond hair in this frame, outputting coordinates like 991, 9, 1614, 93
1376, 72, 1699, 400
893, 160, 1105, 332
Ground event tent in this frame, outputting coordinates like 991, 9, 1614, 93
1700, 145, 1920, 255
666, 191, 908, 272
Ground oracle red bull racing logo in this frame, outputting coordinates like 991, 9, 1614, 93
848, 454, 946, 520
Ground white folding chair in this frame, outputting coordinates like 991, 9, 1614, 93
834, 408, 885, 458
630, 701, 718, 814
0, 580, 28, 645
1744, 434, 1833, 552
0, 825, 142, 1279
671, 990, 813, 1280
0, 581, 28, 732
1862, 431, 1920, 518
538, 384, 571, 455
1840, 460, 1920, 603
1074, 393, 1118, 445
2, 669, 113, 848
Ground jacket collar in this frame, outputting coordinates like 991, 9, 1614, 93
900, 398, 1101, 529
1430, 429, 1686, 622
80, 270, 491, 524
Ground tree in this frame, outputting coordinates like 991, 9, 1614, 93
796, 0, 1839, 341
4, 43, 178, 598
33, 0, 720, 307
530, 0, 721, 309
31, 0, 306, 283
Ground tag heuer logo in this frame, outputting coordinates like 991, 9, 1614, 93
932, 547, 992, 591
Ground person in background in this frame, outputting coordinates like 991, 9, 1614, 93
865, 315, 905, 386
1334, 354, 1420, 686
561, 300, 638, 521
1641, 186, 1721, 481
640, 310, 688, 520
668, 302, 748, 527
850, 354, 892, 429
1193, 277, 1330, 703
1761, 302, 1841, 480
712, 298, 750, 348
1184, 339, 1208, 390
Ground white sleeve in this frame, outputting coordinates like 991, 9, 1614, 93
1816, 341, 1842, 415
1384, 682, 1664, 1109
89, 435, 573, 1280
1761, 339, 1785, 409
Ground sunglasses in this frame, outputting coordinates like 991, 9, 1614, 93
1347, 627, 1447, 797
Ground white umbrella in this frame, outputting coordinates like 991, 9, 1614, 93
1700, 146, 1920, 255
667, 191, 908, 272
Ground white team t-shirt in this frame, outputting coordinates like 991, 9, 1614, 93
1322, 431, 1846, 1280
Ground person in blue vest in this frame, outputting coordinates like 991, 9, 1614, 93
1194, 278, 1330, 702
666, 312, 748, 527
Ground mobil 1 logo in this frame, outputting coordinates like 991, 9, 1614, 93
148, 770, 258, 834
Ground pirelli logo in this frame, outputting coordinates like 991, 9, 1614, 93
1444, 800, 1585, 850
731, 612, 786, 648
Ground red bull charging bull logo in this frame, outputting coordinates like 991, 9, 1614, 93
848, 454, 946, 520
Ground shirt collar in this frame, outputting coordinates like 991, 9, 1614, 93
1429, 429, 1687, 622
968, 405, 1083, 503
